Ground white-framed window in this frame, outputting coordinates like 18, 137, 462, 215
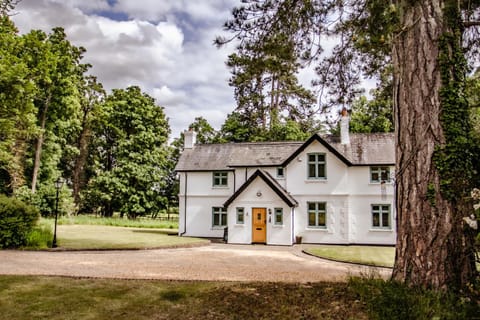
212, 171, 228, 187
307, 202, 326, 228
236, 207, 245, 224
371, 204, 391, 229
274, 208, 283, 225
370, 166, 391, 183
212, 207, 227, 227
307, 153, 326, 179
276, 167, 285, 178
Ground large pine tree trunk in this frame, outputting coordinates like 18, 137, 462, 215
392, 0, 477, 291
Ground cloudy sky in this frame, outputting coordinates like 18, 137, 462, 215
11, 0, 248, 139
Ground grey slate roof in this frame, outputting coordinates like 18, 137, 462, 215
175, 133, 395, 171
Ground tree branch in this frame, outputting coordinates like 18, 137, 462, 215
463, 20, 480, 28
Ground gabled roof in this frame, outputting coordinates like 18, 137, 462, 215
223, 169, 298, 208
175, 132, 395, 172
282, 133, 395, 166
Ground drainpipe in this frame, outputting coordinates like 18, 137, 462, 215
233, 170, 236, 193
180, 172, 188, 236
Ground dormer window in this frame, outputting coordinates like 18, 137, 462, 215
307, 153, 326, 179
370, 166, 390, 183
213, 171, 228, 187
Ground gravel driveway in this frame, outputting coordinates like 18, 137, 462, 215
0, 243, 391, 282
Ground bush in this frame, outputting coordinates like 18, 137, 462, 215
14, 184, 75, 217
25, 220, 53, 249
349, 277, 479, 320
0, 195, 39, 248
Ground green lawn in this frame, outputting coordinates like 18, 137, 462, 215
0, 276, 367, 320
304, 245, 395, 268
55, 225, 208, 250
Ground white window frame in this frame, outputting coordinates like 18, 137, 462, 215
307, 202, 327, 228
307, 153, 326, 179
236, 207, 245, 224
212, 171, 228, 187
212, 207, 227, 227
370, 166, 391, 183
274, 208, 283, 225
371, 204, 391, 229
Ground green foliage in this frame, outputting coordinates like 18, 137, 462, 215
25, 220, 53, 249
433, 3, 474, 202
83, 86, 171, 218
349, 75, 394, 133
14, 184, 74, 217
0, 195, 39, 248
349, 277, 479, 320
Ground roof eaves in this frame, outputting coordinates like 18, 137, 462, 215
223, 169, 297, 208
282, 133, 352, 167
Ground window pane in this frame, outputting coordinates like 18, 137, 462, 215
237, 213, 244, 224
213, 214, 219, 226
308, 212, 316, 226
308, 202, 316, 211
381, 168, 390, 181
382, 206, 389, 211
318, 202, 326, 211
308, 164, 316, 177
382, 212, 390, 227
372, 205, 379, 211
318, 164, 325, 178
308, 154, 316, 162
221, 214, 227, 226
371, 172, 379, 181
277, 168, 284, 177
318, 212, 326, 226
317, 154, 325, 162
372, 212, 380, 227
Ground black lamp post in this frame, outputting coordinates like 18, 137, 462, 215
52, 177, 64, 248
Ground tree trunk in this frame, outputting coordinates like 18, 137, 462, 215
7, 137, 27, 192
72, 105, 93, 208
392, 0, 477, 291
31, 96, 50, 193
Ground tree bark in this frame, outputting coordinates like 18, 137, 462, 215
392, 0, 477, 291
31, 96, 50, 193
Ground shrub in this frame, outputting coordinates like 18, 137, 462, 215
14, 184, 75, 217
25, 220, 53, 249
0, 195, 39, 248
349, 277, 479, 320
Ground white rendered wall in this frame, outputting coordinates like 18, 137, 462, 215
285, 141, 348, 196
227, 178, 293, 245
178, 172, 231, 238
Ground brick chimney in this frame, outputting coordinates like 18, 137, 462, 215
340, 108, 350, 145
184, 128, 197, 149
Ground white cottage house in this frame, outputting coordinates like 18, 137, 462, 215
175, 116, 396, 245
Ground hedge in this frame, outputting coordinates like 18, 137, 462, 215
0, 195, 39, 248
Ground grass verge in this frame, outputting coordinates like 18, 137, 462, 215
0, 275, 367, 320
55, 224, 208, 250
57, 215, 178, 229
304, 245, 395, 268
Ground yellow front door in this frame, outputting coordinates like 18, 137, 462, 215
252, 208, 266, 243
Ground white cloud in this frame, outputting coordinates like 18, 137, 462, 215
12, 0, 237, 139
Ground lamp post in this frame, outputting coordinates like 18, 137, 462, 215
52, 178, 64, 248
